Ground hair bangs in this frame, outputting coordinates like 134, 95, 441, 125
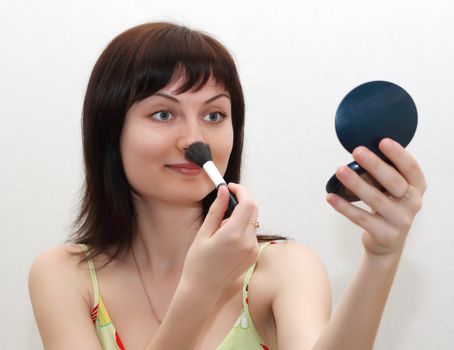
128, 25, 233, 105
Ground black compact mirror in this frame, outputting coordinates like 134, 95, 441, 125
326, 81, 418, 202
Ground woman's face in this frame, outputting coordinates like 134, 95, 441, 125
120, 76, 234, 207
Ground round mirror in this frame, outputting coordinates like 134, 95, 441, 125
326, 81, 418, 202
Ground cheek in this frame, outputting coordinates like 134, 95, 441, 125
210, 128, 234, 175
120, 125, 167, 186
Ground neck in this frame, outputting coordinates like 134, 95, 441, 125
131, 196, 204, 281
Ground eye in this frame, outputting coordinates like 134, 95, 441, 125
150, 110, 174, 123
203, 112, 227, 124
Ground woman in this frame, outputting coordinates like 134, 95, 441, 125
29, 22, 426, 350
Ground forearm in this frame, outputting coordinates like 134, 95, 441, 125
145, 279, 220, 350
313, 249, 403, 350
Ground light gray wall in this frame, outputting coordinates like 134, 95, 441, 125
1, 0, 453, 349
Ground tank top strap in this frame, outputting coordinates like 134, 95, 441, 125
79, 244, 100, 307
243, 241, 275, 288
237, 241, 274, 341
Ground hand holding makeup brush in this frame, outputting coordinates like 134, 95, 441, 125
181, 183, 260, 297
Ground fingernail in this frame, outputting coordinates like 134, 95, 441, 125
326, 193, 338, 204
336, 166, 349, 178
217, 184, 227, 199
382, 138, 394, 149
354, 147, 367, 161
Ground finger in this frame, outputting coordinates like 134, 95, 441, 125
227, 182, 251, 203
326, 192, 395, 238
335, 165, 405, 226
199, 185, 229, 236
352, 146, 408, 198
225, 183, 258, 236
378, 138, 427, 193
244, 205, 259, 236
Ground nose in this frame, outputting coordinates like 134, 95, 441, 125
177, 118, 206, 151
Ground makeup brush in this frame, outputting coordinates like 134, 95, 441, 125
185, 141, 238, 212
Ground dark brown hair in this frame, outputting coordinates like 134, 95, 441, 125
68, 22, 291, 263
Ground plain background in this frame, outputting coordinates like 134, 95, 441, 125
1, 0, 453, 349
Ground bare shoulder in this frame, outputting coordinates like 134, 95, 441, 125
30, 242, 84, 263
261, 240, 321, 256
28, 243, 92, 308
259, 240, 328, 279
254, 240, 331, 312
28, 243, 102, 349
259, 241, 332, 349
29, 243, 87, 276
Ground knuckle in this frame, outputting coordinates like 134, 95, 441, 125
370, 191, 387, 209
406, 159, 419, 174
224, 230, 242, 245
242, 199, 256, 212
410, 197, 423, 213
250, 201, 258, 212
390, 176, 406, 194
207, 206, 220, 218
353, 209, 369, 227
421, 181, 428, 194
383, 229, 400, 245
246, 241, 259, 256
209, 198, 222, 211
208, 203, 219, 213
400, 214, 413, 230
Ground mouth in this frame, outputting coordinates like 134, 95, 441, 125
165, 163, 203, 175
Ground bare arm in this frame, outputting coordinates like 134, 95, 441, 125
312, 250, 403, 349
272, 243, 404, 350
29, 246, 104, 350
273, 139, 426, 350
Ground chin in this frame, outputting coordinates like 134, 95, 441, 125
138, 182, 215, 206
175, 186, 214, 205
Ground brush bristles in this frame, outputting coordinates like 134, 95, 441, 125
185, 142, 213, 167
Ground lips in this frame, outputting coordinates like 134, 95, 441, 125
166, 163, 202, 175
168, 163, 200, 169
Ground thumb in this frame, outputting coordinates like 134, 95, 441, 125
199, 185, 229, 237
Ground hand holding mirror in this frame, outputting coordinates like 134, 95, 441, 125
326, 81, 418, 202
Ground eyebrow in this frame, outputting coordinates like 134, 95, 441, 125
153, 92, 231, 104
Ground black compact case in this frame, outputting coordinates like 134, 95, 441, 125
326, 81, 418, 202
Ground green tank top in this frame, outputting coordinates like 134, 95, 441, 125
80, 242, 275, 349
